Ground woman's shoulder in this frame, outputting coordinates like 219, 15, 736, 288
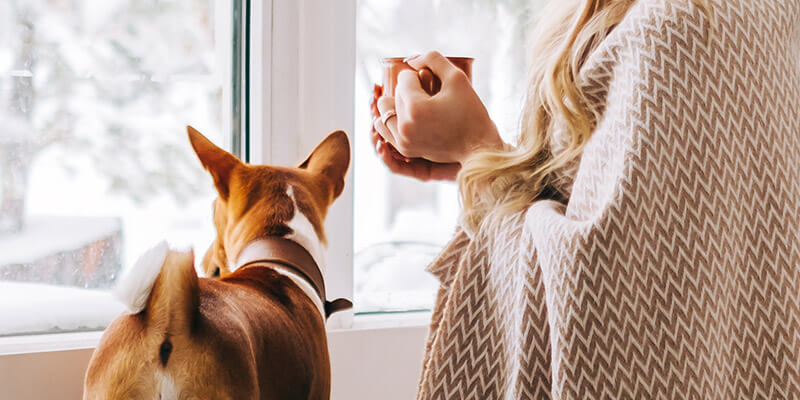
577, 0, 711, 100
618, 0, 798, 48
627, 0, 706, 25
596, 0, 798, 75
611, 0, 708, 46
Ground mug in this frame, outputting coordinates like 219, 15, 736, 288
380, 56, 474, 97
371, 56, 474, 131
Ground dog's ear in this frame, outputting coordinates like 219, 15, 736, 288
187, 126, 242, 200
299, 130, 350, 199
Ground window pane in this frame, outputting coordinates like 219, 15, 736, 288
0, 0, 232, 336
354, 0, 539, 312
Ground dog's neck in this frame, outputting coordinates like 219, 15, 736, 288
281, 185, 327, 273
233, 238, 326, 318
229, 185, 327, 318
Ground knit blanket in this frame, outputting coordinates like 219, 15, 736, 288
417, 0, 800, 398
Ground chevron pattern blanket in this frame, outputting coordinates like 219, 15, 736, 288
417, 0, 800, 398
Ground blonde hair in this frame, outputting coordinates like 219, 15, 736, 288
458, 0, 708, 232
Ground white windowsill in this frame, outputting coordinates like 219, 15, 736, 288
0, 330, 104, 356
0, 311, 431, 400
0, 311, 431, 356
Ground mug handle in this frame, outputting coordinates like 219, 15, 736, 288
418, 68, 442, 95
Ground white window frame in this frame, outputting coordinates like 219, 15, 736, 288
250, 0, 357, 328
0, 1, 431, 399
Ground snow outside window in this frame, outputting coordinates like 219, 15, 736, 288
0, 0, 234, 336
0, 0, 546, 336
353, 0, 541, 313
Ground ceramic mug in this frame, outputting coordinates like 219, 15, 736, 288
371, 56, 474, 122
380, 56, 473, 96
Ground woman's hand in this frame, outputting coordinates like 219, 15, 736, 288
370, 130, 462, 181
373, 51, 503, 170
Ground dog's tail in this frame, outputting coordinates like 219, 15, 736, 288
146, 249, 199, 335
114, 243, 198, 335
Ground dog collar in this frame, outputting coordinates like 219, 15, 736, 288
235, 237, 352, 318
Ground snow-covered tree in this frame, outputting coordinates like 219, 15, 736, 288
0, 0, 222, 233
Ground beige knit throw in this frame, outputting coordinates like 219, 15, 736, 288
417, 0, 800, 398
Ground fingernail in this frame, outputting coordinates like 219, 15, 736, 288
403, 54, 421, 63
375, 141, 382, 154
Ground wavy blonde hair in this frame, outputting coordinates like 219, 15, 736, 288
458, 0, 708, 232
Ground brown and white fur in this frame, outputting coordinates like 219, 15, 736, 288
83, 127, 350, 399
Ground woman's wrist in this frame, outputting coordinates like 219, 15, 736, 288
460, 125, 506, 162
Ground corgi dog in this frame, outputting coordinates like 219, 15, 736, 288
83, 127, 351, 399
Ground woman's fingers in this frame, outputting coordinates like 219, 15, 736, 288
377, 97, 399, 135
377, 96, 395, 115
378, 149, 431, 180
373, 115, 395, 148
375, 96, 401, 146
406, 51, 457, 80
376, 142, 459, 182
396, 70, 427, 100
373, 96, 397, 145
371, 130, 383, 151
376, 107, 420, 157
375, 135, 409, 162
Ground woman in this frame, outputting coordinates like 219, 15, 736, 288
373, 0, 800, 399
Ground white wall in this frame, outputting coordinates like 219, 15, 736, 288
0, 348, 93, 399
330, 324, 428, 399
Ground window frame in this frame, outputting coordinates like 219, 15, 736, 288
0, 0, 431, 398
249, 0, 358, 328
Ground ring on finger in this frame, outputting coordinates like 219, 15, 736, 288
380, 110, 397, 125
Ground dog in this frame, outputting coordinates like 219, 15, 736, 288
83, 127, 351, 399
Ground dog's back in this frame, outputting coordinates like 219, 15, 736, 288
84, 247, 329, 400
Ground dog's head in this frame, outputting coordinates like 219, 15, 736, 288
186, 126, 350, 278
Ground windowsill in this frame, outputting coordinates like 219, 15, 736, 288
0, 311, 432, 357
0, 331, 104, 356
0, 310, 431, 400
344, 310, 432, 331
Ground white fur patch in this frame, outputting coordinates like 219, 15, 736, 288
228, 186, 329, 319
155, 370, 179, 400
285, 186, 326, 273
113, 241, 169, 314
284, 185, 329, 318
272, 265, 326, 319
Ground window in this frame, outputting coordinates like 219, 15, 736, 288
0, 0, 240, 336
0, 1, 544, 398
0, 0, 539, 335
353, 0, 536, 313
